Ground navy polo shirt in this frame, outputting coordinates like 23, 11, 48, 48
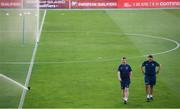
118, 64, 132, 81
142, 60, 160, 76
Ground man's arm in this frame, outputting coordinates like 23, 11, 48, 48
155, 61, 161, 74
141, 66, 145, 74
141, 62, 145, 74
129, 71, 132, 78
129, 65, 132, 77
117, 71, 121, 81
156, 64, 161, 74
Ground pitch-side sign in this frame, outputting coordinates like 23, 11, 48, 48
118, 0, 180, 8
41, 0, 180, 8
40, 0, 69, 9
71, 0, 117, 8
0, 0, 21, 8
0, 0, 40, 8
0, 0, 180, 8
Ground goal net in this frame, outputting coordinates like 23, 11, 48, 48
0, 0, 43, 108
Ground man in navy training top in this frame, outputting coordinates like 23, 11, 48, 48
141, 55, 161, 102
118, 57, 132, 104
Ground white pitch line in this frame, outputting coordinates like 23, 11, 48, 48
0, 32, 179, 65
125, 33, 180, 56
0, 74, 28, 90
0, 62, 30, 65
37, 9, 47, 42
18, 10, 47, 109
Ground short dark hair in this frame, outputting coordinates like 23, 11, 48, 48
148, 55, 153, 58
122, 57, 126, 59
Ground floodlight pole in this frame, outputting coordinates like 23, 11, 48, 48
21, 0, 23, 8
36, 0, 40, 43
22, 15, 25, 44
21, 0, 25, 44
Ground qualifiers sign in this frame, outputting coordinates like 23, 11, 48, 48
118, 0, 180, 8
1, 0, 179, 9
40, 0, 69, 9
0, 0, 21, 8
71, 0, 118, 8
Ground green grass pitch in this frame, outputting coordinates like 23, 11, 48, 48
1, 9, 180, 108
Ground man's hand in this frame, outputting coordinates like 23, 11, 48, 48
141, 66, 145, 74
156, 70, 160, 74
156, 65, 161, 74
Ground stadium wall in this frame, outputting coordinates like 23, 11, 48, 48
0, 0, 180, 9
0, 0, 21, 8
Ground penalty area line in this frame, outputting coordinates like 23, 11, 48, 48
0, 74, 28, 90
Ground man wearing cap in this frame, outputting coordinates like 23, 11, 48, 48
117, 57, 132, 104
141, 55, 161, 102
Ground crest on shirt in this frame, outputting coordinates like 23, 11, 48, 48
126, 66, 129, 70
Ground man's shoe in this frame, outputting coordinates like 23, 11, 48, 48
124, 100, 127, 104
150, 97, 153, 101
146, 98, 150, 102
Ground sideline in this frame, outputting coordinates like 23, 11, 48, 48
18, 10, 47, 109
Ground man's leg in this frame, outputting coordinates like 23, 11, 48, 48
124, 88, 129, 101
123, 88, 128, 104
121, 81, 126, 101
150, 76, 156, 100
150, 85, 153, 100
145, 76, 151, 102
145, 85, 148, 95
122, 89, 125, 99
121, 81, 125, 100
124, 81, 129, 104
122, 89, 127, 104
146, 85, 151, 102
145, 85, 151, 96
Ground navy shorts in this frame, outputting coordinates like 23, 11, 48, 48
144, 75, 156, 86
120, 80, 130, 89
